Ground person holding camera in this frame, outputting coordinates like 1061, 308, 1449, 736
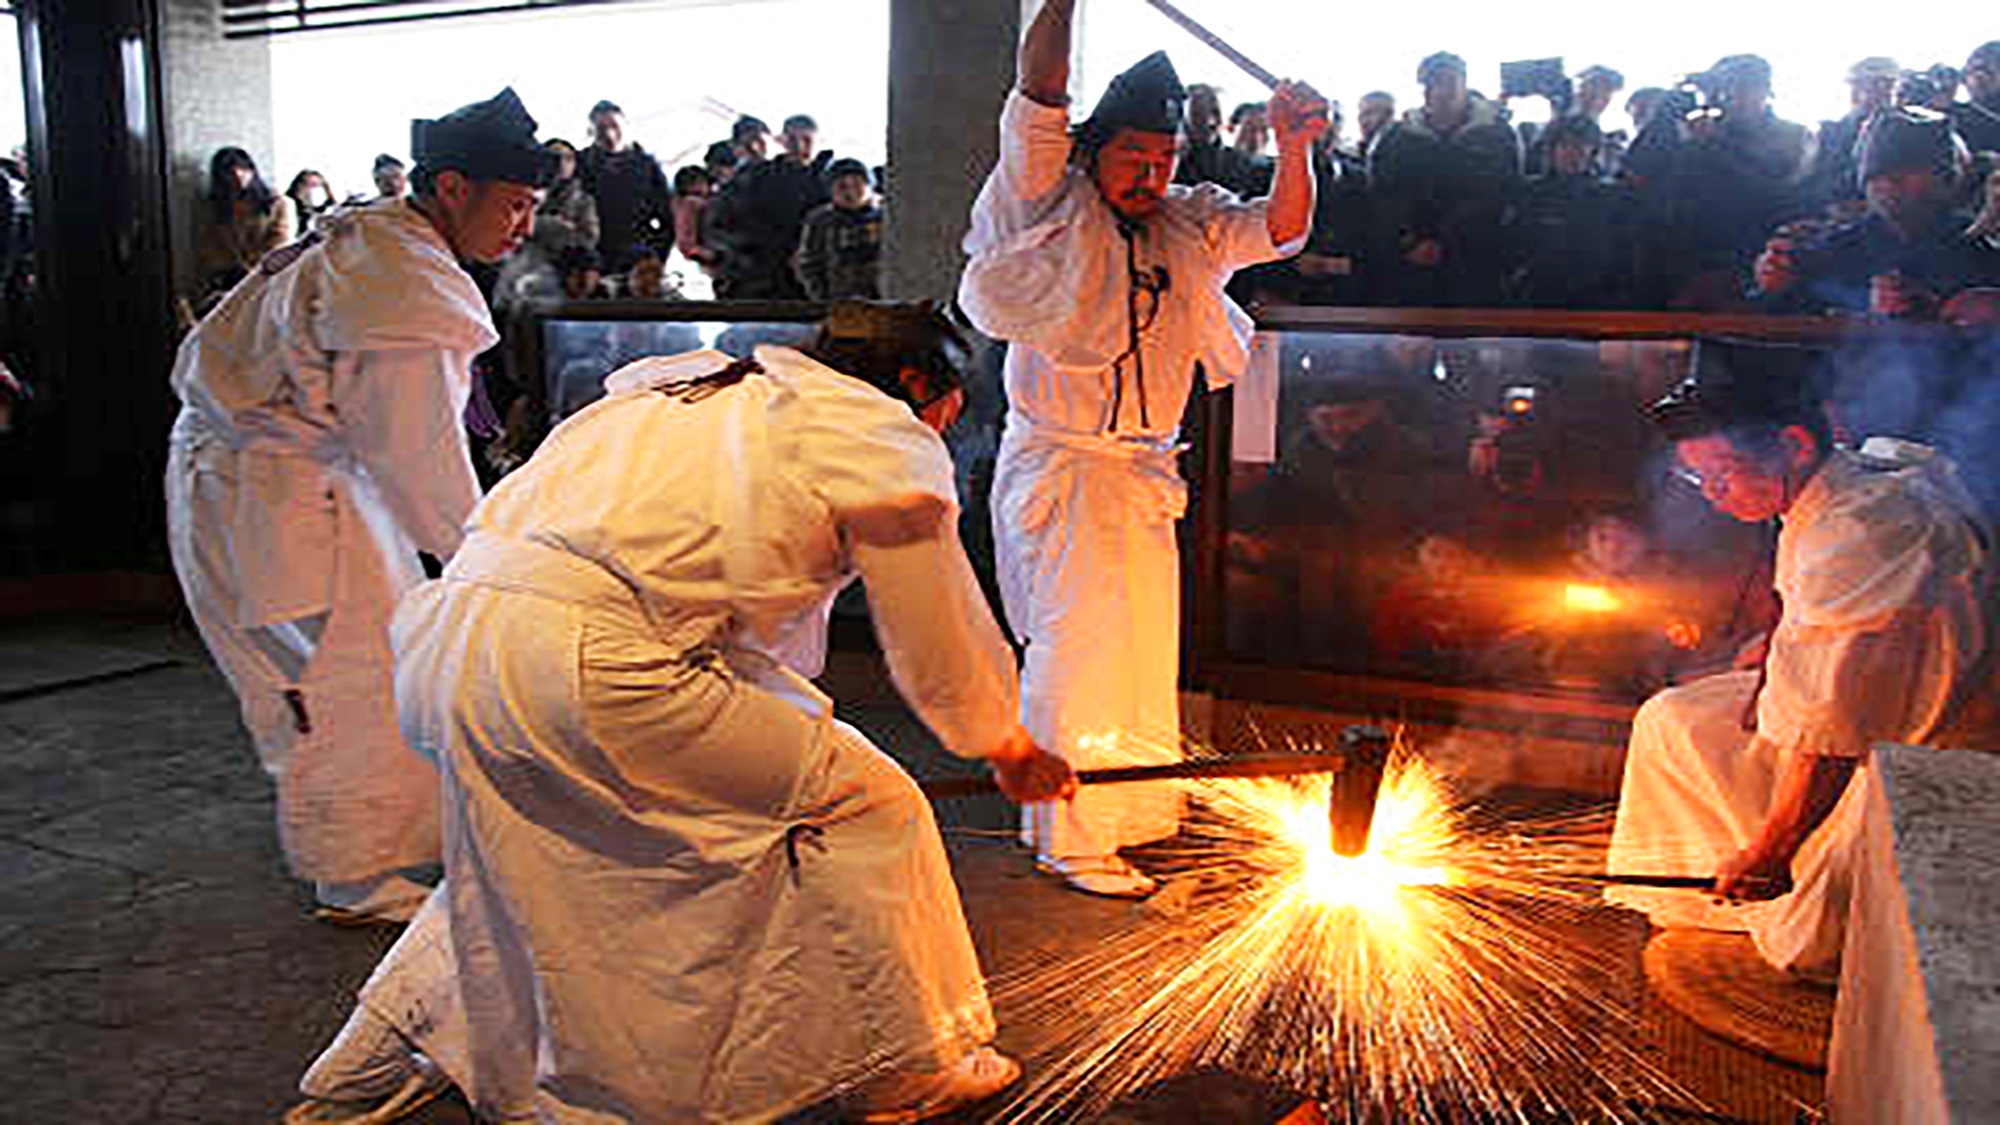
1625, 54, 1813, 309
1754, 109, 2000, 321
1515, 62, 1626, 178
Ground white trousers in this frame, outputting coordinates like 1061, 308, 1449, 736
166, 433, 438, 883
993, 431, 1185, 861
1606, 670, 1865, 977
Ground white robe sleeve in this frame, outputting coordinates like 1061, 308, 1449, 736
780, 357, 1017, 757
957, 93, 1108, 349
853, 520, 1021, 760
1183, 181, 1303, 270
1761, 456, 1989, 759
989, 90, 1074, 215
330, 347, 481, 559
1759, 610, 1963, 760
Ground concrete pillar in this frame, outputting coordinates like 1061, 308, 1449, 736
882, 0, 1019, 301
157, 0, 273, 303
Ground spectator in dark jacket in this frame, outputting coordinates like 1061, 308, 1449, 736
1625, 55, 1813, 308
1239, 103, 1373, 306
706, 113, 831, 299
730, 115, 770, 168
1807, 57, 1902, 216
704, 141, 742, 188
1755, 108, 2000, 319
578, 99, 673, 273
1953, 42, 2000, 157
1176, 83, 1273, 196
1356, 92, 1397, 156
1231, 101, 1272, 157
370, 154, 408, 201
1368, 51, 1523, 306
558, 245, 612, 301
794, 157, 882, 300
1509, 116, 1636, 308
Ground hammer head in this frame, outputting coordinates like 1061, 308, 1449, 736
1329, 724, 1391, 857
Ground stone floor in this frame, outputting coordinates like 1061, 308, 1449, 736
0, 613, 1821, 1123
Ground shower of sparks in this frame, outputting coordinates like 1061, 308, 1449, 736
981, 737, 1697, 1124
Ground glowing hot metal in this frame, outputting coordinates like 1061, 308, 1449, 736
1563, 582, 1623, 613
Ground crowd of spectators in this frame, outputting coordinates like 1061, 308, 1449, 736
1212, 41, 2000, 322
188, 39, 2000, 324
187, 99, 886, 315
489, 103, 883, 305
170, 48, 2000, 493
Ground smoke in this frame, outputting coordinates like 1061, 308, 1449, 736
1813, 331, 2000, 521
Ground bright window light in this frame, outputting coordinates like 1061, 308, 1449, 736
271, 0, 888, 199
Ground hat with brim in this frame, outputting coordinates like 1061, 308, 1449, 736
412, 87, 560, 189
1079, 51, 1187, 141
1648, 338, 1823, 442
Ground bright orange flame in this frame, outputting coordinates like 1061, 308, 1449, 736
1238, 758, 1461, 914
1563, 583, 1621, 614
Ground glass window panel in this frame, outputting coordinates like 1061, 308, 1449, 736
540, 318, 816, 421
1223, 330, 1777, 703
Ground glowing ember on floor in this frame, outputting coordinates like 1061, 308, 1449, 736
1563, 582, 1623, 614
980, 737, 1695, 1123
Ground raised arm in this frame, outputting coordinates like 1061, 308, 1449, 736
1264, 79, 1329, 248
1019, 0, 1077, 107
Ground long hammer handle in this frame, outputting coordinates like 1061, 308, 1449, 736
918, 752, 1343, 799
1580, 873, 1717, 890
1584, 872, 1795, 898
1138, 0, 1282, 90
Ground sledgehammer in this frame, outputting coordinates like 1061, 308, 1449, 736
919, 725, 1394, 858
916, 751, 1344, 799
1328, 724, 1391, 858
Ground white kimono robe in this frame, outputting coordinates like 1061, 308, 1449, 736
959, 90, 1303, 861
166, 200, 488, 883
1607, 442, 1991, 975
344, 347, 1019, 1123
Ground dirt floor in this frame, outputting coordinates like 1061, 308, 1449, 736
0, 613, 1822, 1123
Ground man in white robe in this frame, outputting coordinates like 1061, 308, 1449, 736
959, 0, 1326, 897
166, 89, 558, 924
1607, 340, 1992, 977
284, 304, 1075, 1125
